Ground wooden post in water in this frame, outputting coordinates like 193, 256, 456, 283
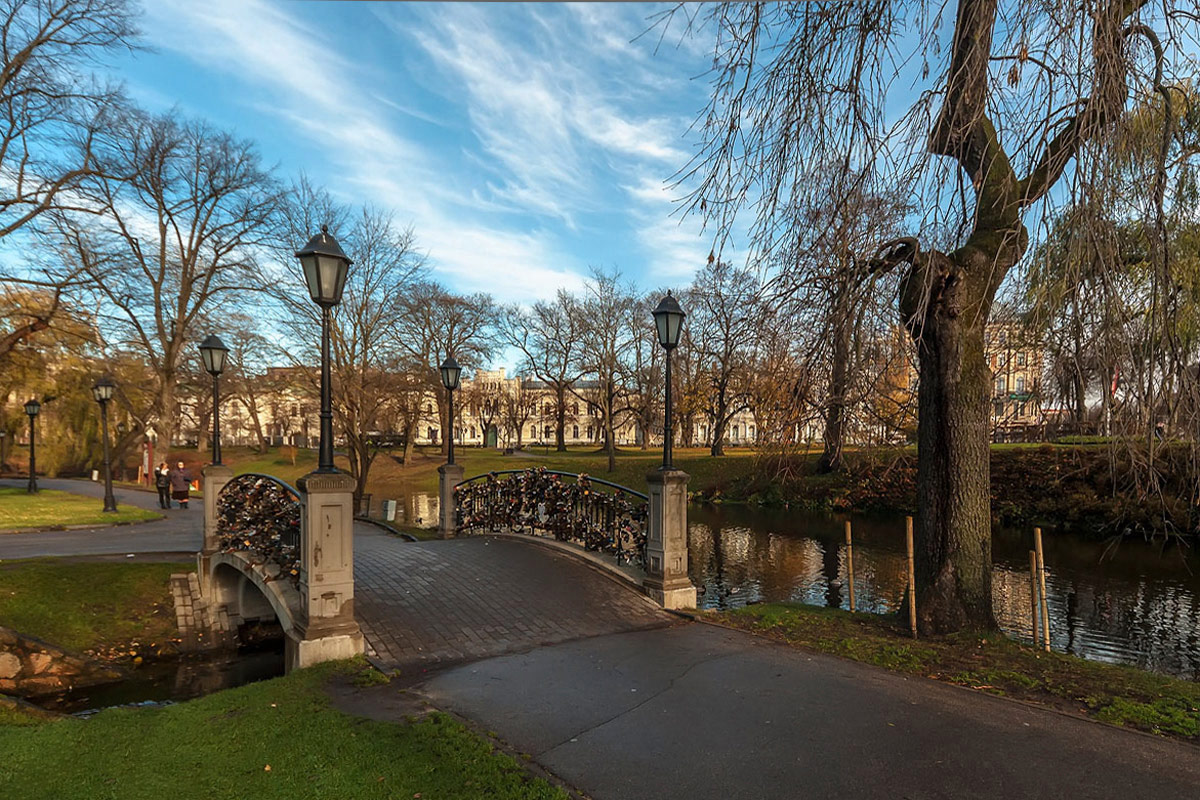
1034, 527, 1050, 652
1028, 550, 1040, 646
844, 520, 856, 612
906, 515, 917, 638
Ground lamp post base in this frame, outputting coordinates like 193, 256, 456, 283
438, 463, 464, 539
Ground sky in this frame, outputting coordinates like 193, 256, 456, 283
112, 1, 718, 304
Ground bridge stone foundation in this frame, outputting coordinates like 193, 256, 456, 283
197, 466, 364, 671
289, 470, 364, 670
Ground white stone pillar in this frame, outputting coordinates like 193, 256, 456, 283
286, 470, 364, 670
643, 468, 697, 609
438, 463, 464, 539
197, 464, 233, 593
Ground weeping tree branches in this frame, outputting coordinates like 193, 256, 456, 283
667, 0, 1191, 633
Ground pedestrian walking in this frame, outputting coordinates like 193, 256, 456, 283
169, 461, 192, 510
154, 461, 172, 509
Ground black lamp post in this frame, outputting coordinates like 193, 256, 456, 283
24, 398, 40, 493
652, 292, 685, 470
198, 334, 229, 466
91, 377, 118, 512
296, 225, 351, 473
440, 356, 462, 465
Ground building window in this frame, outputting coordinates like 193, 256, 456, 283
1016, 353, 1026, 367
996, 377, 1006, 394
544, 425, 552, 440
571, 402, 579, 415
1016, 377, 1025, 393
993, 401, 1005, 418
469, 427, 476, 439
586, 425, 593, 438
573, 425, 579, 438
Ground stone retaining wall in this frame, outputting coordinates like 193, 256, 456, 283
0, 626, 123, 697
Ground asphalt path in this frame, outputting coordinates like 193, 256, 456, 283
418, 623, 1200, 800
0, 478, 201, 558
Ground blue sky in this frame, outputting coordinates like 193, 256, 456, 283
115, 1, 717, 303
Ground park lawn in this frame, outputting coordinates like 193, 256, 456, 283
712, 603, 1200, 741
0, 488, 161, 531
0, 559, 188, 657
0, 660, 568, 800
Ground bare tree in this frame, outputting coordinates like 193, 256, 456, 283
623, 293, 663, 451
53, 111, 279, 447
395, 282, 495, 458
500, 290, 585, 451
501, 378, 534, 448
572, 268, 636, 472
688, 259, 760, 456
667, 0, 1194, 632
0, 0, 136, 242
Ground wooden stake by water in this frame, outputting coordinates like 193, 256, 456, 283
1034, 527, 1050, 652
1028, 550, 1040, 645
906, 515, 917, 639
845, 520, 856, 612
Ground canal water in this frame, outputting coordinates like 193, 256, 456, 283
34, 646, 284, 716
688, 504, 1200, 680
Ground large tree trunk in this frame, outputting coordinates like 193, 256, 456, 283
913, 310, 996, 633
555, 384, 567, 451
709, 403, 726, 456
819, 317, 851, 472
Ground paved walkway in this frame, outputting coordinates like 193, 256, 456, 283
418, 623, 1200, 800
355, 531, 674, 674
0, 478, 201, 558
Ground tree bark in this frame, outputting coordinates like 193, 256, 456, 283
555, 384, 567, 451
819, 316, 851, 472
913, 304, 997, 633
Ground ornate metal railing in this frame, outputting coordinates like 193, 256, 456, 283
455, 468, 649, 570
217, 473, 302, 585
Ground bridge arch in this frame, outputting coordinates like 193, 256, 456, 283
205, 552, 300, 635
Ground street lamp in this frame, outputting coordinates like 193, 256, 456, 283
440, 356, 462, 465
198, 334, 229, 466
91, 376, 118, 512
24, 398, 40, 493
652, 291, 685, 470
296, 225, 351, 473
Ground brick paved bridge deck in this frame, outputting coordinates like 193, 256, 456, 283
354, 529, 676, 674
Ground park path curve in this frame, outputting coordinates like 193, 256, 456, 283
0, 478, 201, 558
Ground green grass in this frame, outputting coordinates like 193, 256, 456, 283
0, 488, 161, 531
0, 559, 188, 655
715, 603, 1200, 740
0, 660, 568, 800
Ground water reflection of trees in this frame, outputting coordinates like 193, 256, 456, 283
689, 509, 1200, 679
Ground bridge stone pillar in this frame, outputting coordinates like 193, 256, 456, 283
438, 463, 463, 539
287, 471, 364, 670
197, 464, 233, 594
643, 468, 697, 609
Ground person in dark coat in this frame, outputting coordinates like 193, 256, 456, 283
154, 461, 172, 509
169, 461, 192, 510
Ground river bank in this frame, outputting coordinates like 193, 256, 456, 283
708, 444, 1200, 539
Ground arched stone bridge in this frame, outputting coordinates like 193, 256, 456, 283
195, 466, 696, 673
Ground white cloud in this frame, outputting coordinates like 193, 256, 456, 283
136, 0, 715, 307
